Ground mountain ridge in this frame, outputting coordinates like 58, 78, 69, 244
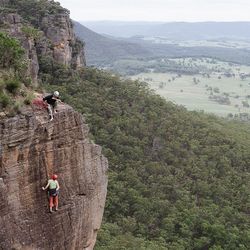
75, 21, 250, 66
73, 21, 151, 65
80, 21, 250, 39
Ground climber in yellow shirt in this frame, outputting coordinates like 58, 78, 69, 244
42, 174, 60, 213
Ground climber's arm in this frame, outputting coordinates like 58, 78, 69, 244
42, 181, 50, 190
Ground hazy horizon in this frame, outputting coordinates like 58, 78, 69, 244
58, 0, 250, 22
80, 20, 250, 23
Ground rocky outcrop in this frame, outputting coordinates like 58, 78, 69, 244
38, 13, 85, 69
0, 1, 86, 84
0, 102, 108, 250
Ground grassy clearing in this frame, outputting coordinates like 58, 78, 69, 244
144, 38, 250, 50
131, 59, 250, 116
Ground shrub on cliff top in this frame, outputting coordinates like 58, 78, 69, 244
21, 25, 41, 39
6, 0, 69, 27
0, 93, 10, 108
5, 77, 21, 94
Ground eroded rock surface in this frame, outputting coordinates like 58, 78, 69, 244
39, 13, 86, 68
0, 103, 108, 250
0, 1, 86, 86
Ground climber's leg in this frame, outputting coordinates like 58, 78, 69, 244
47, 104, 53, 121
54, 195, 58, 211
49, 196, 54, 212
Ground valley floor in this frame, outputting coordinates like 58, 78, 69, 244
130, 58, 250, 117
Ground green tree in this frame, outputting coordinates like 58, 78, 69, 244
0, 32, 24, 70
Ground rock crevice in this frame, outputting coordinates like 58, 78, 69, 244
0, 104, 108, 250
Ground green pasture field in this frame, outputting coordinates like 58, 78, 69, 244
130, 59, 250, 116
178, 40, 250, 49
144, 37, 250, 50
169, 57, 250, 73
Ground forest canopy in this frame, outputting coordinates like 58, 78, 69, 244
43, 66, 250, 250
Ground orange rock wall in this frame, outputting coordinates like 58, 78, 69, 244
0, 105, 108, 250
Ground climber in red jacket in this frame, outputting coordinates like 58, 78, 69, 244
42, 174, 60, 213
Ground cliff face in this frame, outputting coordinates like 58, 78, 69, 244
39, 13, 86, 68
0, 1, 86, 85
0, 2, 103, 248
0, 103, 108, 250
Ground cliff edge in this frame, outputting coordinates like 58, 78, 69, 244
0, 102, 108, 250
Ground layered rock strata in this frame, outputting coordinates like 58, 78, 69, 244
40, 14, 86, 68
0, 103, 108, 250
0, 1, 86, 85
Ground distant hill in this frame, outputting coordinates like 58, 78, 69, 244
80, 21, 250, 40
73, 21, 151, 65
75, 21, 250, 66
126, 36, 250, 65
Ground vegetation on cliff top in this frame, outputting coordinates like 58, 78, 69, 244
0, 32, 33, 115
2, 0, 69, 27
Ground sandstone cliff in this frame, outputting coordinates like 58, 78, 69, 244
0, 102, 108, 250
0, 2, 105, 248
0, 0, 86, 85
39, 13, 86, 68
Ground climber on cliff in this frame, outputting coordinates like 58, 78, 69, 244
43, 91, 62, 121
42, 174, 60, 213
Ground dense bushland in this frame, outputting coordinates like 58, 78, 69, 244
44, 66, 250, 249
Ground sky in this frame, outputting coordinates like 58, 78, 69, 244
58, 0, 250, 22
